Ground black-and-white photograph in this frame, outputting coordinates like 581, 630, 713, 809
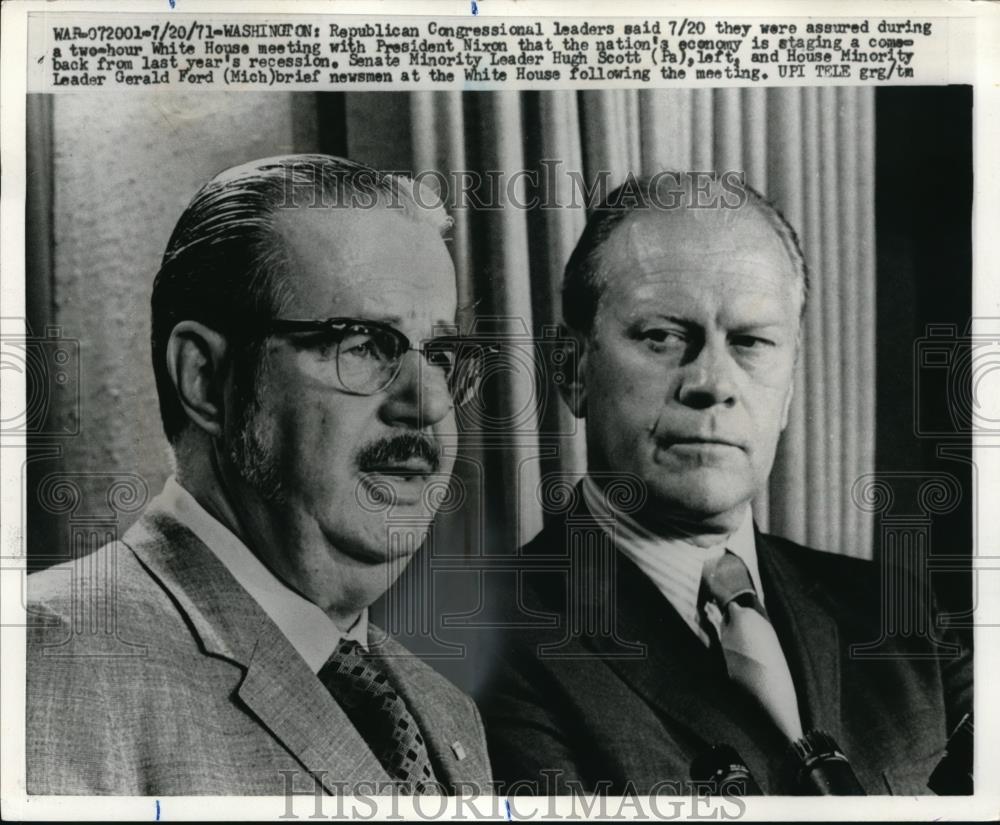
2, 2, 994, 819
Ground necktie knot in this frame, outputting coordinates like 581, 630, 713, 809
320, 639, 394, 709
701, 551, 768, 620
699, 550, 803, 742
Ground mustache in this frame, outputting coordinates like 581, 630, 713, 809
356, 432, 442, 474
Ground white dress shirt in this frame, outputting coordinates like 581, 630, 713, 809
581, 475, 764, 646
154, 476, 367, 671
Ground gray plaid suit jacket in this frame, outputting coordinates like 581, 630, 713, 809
26, 505, 492, 795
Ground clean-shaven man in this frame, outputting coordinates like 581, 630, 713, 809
479, 175, 971, 795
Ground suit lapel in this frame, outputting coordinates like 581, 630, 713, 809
756, 533, 843, 741
369, 627, 489, 789
554, 512, 790, 781
238, 619, 388, 791
125, 508, 389, 793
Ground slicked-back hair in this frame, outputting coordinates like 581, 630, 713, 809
150, 154, 452, 444
561, 173, 809, 335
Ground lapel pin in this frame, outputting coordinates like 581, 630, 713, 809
451, 741, 467, 761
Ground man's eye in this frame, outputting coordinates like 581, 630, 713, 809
731, 335, 774, 350
640, 328, 686, 348
340, 334, 383, 360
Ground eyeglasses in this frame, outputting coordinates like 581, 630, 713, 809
264, 317, 493, 407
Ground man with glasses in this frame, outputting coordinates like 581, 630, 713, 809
27, 155, 493, 795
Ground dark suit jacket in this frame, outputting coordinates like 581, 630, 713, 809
27, 505, 492, 795
477, 499, 971, 795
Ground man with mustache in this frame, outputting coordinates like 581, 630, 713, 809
479, 174, 971, 795
27, 155, 492, 795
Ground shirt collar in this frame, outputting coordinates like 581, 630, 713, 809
153, 476, 367, 670
581, 475, 763, 646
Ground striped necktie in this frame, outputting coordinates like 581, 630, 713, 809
700, 551, 804, 742
318, 638, 438, 792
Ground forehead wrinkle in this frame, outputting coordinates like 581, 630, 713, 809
631, 257, 793, 272
615, 252, 801, 300
593, 213, 803, 329
273, 204, 439, 268
614, 283, 797, 325
623, 260, 801, 291
622, 211, 787, 260
616, 204, 800, 272
271, 206, 454, 322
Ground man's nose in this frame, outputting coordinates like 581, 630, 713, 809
676, 340, 738, 410
378, 351, 453, 428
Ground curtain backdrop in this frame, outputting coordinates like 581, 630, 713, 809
343, 88, 877, 559
24, 88, 876, 570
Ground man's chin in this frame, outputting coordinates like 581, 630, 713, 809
327, 517, 432, 568
644, 477, 754, 531
326, 545, 420, 606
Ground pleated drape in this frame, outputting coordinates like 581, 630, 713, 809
346, 87, 876, 559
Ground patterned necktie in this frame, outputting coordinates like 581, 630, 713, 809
700, 551, 804, 742
318, 638, 438, 792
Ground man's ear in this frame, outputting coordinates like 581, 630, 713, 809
556, 325, 590, 420
780, 376, 794, 430
165, 321, 230, 438
780, 329, 802, 430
